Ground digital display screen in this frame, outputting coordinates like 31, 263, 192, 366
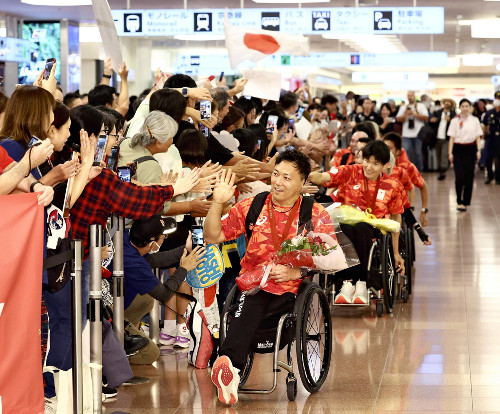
19, 22, 61, 85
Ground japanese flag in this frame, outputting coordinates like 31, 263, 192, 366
224, 20, 309, 69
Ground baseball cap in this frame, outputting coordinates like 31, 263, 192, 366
130, 215, 177, 244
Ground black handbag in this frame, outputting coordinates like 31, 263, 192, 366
417, 123, 437, 147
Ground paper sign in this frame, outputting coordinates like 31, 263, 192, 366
186, 244, 225, 289
295, 117, 313, 140
92, 0, 123, 72
242, 70, 281, 101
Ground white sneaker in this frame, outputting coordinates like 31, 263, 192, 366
335, 281, 355, 304
174, 323, 191, 348
211, 355, 240, 405
44, 397, 57, 413
353, 281, 368, 304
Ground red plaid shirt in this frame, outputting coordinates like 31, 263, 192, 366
326, 164, 404, 218
70, 168, 174, 258
331, 148, 354, 167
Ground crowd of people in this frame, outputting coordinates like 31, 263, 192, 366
1, 56, 497, 411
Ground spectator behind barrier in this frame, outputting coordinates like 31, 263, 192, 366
233, 96, 257, 127
88, 84, 117, 108
0, 91, 8, 130
63, 92, 83, 109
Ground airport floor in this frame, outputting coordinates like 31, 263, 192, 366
103, 168, 500, 414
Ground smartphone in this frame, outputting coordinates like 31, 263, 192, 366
256, 139, 262, 150
219, 71, 224, 82
117, 166, 131, 182
200, 100, 211, 120
297, 106, 305, 120
106, 146, 119, 172
93, 134, 109, 166
206, 193, 213, 200
43, 58, 56, 80
288, 145, 295, 150
28, 136, 41, 148
266, 115, 278, 134
199, 123, 209, 138
288, 118, 295, 132
191, 225, 204, 247
244, 95, 252, 100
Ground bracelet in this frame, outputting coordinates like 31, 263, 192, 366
30, 180, 40, 192
102, 74, 111, 79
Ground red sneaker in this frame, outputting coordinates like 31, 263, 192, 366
211, 356, 240, 405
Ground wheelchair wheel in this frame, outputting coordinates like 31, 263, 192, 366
220, 284, 239, 344
239, 352, 254, 388
286, 375, 298, 401
295, 283, 332, 393
404, 227, 413, 295
381, 235, 395, 314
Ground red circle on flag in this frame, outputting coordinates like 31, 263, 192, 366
243, 33, 280, 55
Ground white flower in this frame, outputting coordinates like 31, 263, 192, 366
291, 235, 303, 246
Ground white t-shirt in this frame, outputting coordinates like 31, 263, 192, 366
437, 111, 451, 140
447, 115, 483, 144
397, 102, 429, 138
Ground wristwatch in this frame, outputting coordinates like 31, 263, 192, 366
30, 180, 40, 192
102, 74, 111, 79
421, 208, 428, 214
182, 87, 189, 97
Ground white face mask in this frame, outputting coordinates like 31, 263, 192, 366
148, 241, 161, 254
494, 99, 500, 108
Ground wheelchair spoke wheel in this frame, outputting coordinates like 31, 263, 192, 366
295, 284, 332, 393
238, 352, 254, 388
404, 227, 413, 295
382, 235, 395, 314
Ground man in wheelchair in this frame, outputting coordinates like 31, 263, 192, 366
309, 140, 405, 304
204, 149, 333, 405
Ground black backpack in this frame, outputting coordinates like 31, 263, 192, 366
244, 192, 315, 242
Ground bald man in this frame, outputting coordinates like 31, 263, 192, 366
331, 131, 369, 167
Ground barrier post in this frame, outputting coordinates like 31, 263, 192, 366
89, 224, 103, 413
111, 215, 124, 346
71, 240, 83, 414
149, 268, 161, 344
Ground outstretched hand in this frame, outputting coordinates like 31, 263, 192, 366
212, 168, 236, 205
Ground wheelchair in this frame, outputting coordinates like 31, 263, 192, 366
396, 221, 415, 303
320, 232, 397, 318
220, 278, 332, 401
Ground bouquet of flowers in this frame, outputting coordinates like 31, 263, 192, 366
331, 204, 401, 234
236, 213, 359, 295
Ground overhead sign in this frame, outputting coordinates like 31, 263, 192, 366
0, 37, 29, 63
352, 72, 429, 83
173, 52, 447, 75
111, 7, 444, 37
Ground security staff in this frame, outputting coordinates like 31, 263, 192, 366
482, 91, 500, 185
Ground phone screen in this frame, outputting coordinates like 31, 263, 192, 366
256, 139, 262, 150
28, 136, 41, 148
191, 226, 204, 247
297, 107, 305, 120
117, 166, 131, 182
43, 58, 56, 80
288, 118, 295, 131
106, 146, 119, 172
266, 115, 278, 134
200, 100, 211, 120
199, 123, 209, 138
219, 71, 224, 82
93, 134, 109, 166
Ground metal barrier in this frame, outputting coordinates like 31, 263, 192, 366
71, 240, 83, 414
89, 225, 103, 413
149, 268, 161, 345
111, 215, 125, 346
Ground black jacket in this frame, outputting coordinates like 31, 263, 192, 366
429, 108, 456, 140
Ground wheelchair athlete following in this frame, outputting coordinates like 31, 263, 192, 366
204, 149, 334, 405
309, 140, 405, 304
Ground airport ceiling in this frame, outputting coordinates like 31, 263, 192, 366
2, 0, 500, 74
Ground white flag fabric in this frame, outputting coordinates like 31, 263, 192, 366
224, 20, 309, 69
242, 70, 281, 101
91, 0, 123, 72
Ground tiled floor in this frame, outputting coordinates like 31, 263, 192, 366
103, 170, 500, 413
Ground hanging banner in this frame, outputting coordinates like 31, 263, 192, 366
0, 192, 45, 414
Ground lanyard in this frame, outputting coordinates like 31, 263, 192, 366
363, 175, 381, 214
268, 196, 301, 251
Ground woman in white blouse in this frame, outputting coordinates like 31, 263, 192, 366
448, 99, 483, 212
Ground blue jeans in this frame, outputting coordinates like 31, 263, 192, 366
403, 137, 424, 172
43, 259, 90, 397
